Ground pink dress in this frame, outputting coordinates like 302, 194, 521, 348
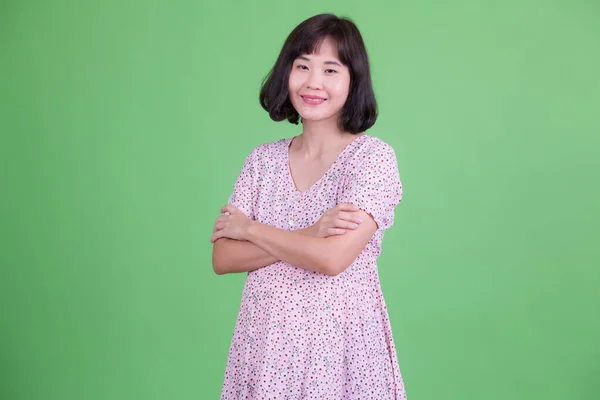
221, 134, 407, 399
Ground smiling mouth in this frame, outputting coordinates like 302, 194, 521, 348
301, 96, 326, 105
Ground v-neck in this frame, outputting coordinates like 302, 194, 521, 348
285, 134, 369, 195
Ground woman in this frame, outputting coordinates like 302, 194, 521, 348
211, 13, 407, 399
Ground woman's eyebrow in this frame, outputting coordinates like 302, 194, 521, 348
297, 56, 342, 67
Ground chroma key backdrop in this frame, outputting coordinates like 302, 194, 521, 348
1, 1, 599, 399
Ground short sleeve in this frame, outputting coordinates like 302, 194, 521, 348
338, 142, 403, 231
227, 148, 258, 220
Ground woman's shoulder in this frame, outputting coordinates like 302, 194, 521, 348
354, 134, 398, 160
244, 137, 291, 161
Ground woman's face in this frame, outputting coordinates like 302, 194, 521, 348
288, 36, 351, 125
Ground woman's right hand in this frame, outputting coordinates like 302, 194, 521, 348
308, 203, 364, 238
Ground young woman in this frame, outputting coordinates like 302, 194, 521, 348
211, 13, 407, 399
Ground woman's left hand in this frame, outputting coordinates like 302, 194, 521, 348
210, 204, 253, 243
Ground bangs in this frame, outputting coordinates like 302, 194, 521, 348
287, 27, 350, 66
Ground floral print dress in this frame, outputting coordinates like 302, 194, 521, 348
220, 134, 407, 399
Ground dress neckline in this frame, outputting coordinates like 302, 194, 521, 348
285, 134, 370, 195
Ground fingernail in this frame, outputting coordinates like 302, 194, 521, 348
356, 219, 363, 223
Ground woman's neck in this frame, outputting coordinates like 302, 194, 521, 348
295, 119, 358, 158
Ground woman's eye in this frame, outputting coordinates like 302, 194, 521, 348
297, 65, 308, 70
325, 69, 338, 74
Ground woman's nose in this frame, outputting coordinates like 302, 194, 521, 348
306, 70, 323, 90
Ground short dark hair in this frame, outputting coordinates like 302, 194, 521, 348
259, 14, 377, 134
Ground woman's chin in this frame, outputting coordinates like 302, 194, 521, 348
298, 111, 338, 124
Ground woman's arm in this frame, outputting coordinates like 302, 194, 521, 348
212, 226, 314, 275
211, 204, 377, 276
244, 210, 376, 276
212, 203, 362, 275
212, 238, 275, 275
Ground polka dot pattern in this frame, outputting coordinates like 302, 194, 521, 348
221, 134, 407, 399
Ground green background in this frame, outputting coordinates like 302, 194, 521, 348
2, 0, 599, 399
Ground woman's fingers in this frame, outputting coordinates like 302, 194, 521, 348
213, 215, 230, 233
212, 206, 238, 242
335, 220, 359, 230
213, 221, 225, 233
210, 230, 223, 243
327, 228, 346, 236
337, 211, 363, 224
